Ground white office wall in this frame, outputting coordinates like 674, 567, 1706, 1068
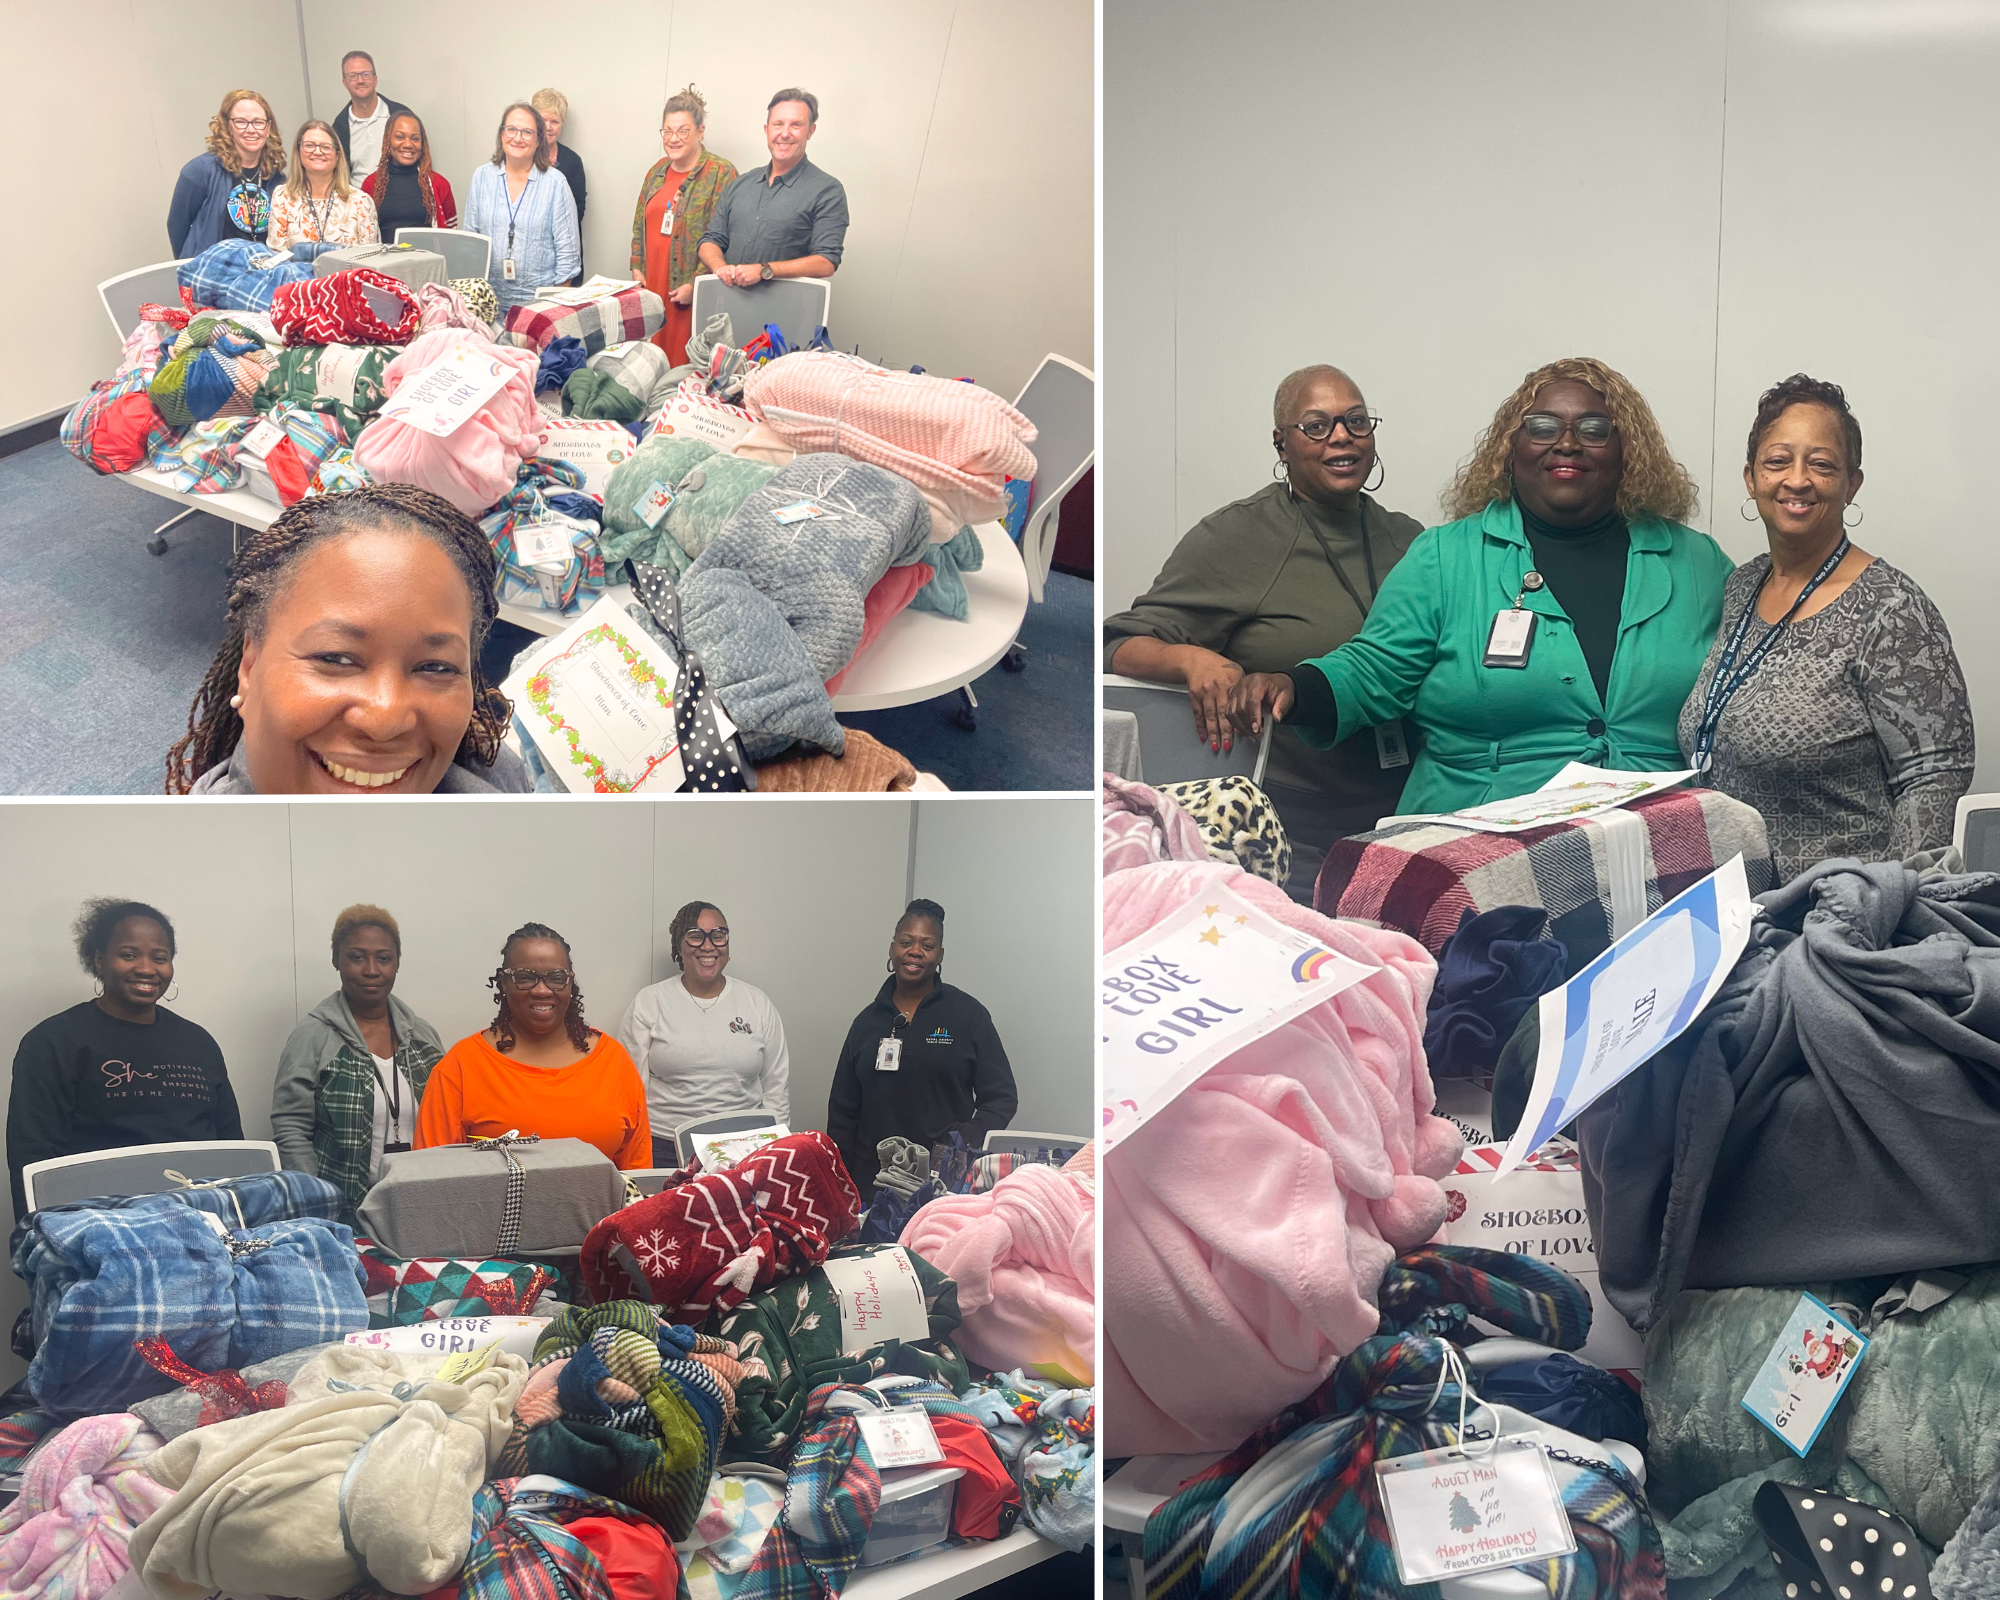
0, 0, 310, 430
0, 795, 1089, 1381
299, 0, 1092, 400
909, 797, 1095, 1137
1106, 0, 2000, 788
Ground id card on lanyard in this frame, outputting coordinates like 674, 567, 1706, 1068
1485, 571, 1546, 668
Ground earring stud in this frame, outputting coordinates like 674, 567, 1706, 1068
229, 694, 243, 709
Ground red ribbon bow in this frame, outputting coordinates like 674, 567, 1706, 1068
134, 1337, 290, 1427
463, 1265, 556, 1317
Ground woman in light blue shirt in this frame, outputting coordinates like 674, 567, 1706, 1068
463, 102, 580, 311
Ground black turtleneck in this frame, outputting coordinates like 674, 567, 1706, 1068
1517, 498, 1629, 706
373, 159, 431, 240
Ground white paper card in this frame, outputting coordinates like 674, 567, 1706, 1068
774, 500, 826, 523
697, 1125, 788, 1173
637, 480, 675, 529
1100, 885, 1378, 1151
1499, 854, 1755, 1176
377, 346, 513, 438
1435, 761, 1697, 835
821, 1247, 931, 1356
651, 392, 755, 448
239, 418, 285, 460
1740, 1293, 1868, 1456
1375, 1439, 1576, 1584
501, 595, 684, 793
535, 419, 636, 498
515, 521, 575, 570
344, 1316, 549, 1358
315, 343, 376, 409
858, 1409, 946, 1469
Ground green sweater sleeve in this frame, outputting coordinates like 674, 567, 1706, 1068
1103, 513, 1276, 672
1292, 527, 1445, 748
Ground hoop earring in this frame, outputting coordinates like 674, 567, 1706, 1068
1271, 457, 1289, 482
163, 984, 180, 1003
1843, 503, 1864, 529
1363, 455, 1385, 493
92, 980, 103, 998
1739, 497, 1761, 523
886, 958, 895, 973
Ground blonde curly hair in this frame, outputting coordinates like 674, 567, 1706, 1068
204, 89, 286, 181
1443, 356, 1699, 525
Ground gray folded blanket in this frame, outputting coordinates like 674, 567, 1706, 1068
1578, 858, 2000, 1332
873, 1137, 932, 1198
680, 454, 930, 760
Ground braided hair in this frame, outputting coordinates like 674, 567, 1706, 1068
488, 921, 592, 1053
896, 897, 946, 979
667, 900, 725, 968
371, 111, 440, 226
165, 485, 510, 794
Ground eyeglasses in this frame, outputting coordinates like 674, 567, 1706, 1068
1520, 411, 1616, 447
229, 117, 270, 132
683, 928, 731, 949
300, 143, 336, 155
1287, 409, 1380, 443
500, 967, 573, 991
503, 127, 538, 141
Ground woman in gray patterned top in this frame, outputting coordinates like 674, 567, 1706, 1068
1679, 374, 1973, 879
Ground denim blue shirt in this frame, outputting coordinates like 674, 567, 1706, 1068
462, 162, 581, 310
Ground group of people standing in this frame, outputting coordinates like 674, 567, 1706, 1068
6, 895, 1016, 1223
165, 50, 852, 365
1108, 357, 1974, 891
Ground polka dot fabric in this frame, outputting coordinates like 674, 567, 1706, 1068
629, 560, 751, 793
1756, 1482, 1934, 1600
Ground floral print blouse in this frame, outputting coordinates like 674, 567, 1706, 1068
268, 188, 381, 251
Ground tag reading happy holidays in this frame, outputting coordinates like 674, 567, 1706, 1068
820, 1247, 931, 1356
1374, 1439, 1576, 1584
1741, 1293, 1869, 1456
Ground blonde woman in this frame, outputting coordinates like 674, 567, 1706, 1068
1232, 356, 1734, 814
630, 84, 739, 364
168, 89, 286, 255
532, 87, 585, 282
269, 121, 380, 249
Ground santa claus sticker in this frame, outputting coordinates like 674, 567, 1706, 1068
1741, 1293, 1870, 1456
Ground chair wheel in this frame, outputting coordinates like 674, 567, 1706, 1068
146, 538, 169, 556
1000, 644, 1028, 672
953, 704, 980, 732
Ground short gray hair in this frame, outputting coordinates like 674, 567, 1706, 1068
767, 87, 818, 124
1273, 364, 1358, 427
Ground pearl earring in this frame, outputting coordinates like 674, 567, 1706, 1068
229, 694, 243, 709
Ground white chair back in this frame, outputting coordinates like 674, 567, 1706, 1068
1103, 675, 1272, 788
97, 260, 188, 342
1009, 354, 1095, 603
688, 274, 831, 352
21, 1139, 281, 1214
1955, 793, 2000, 872
394, 227, 493, 280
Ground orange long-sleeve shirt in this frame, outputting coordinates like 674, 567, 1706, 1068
414, 1030, 651, 1169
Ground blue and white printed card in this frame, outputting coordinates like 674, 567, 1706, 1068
1740, 1292, 1869, 1456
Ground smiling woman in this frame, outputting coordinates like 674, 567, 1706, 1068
165, 484, 529, 795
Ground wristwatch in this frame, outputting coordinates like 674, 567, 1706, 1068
760, 263, 775, 282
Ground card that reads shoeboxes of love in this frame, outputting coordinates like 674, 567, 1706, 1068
502, 595, 684, 793
649, 378, 755, 448
534, 418, 635, 498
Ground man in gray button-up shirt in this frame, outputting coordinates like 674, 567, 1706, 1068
698, 87, 850, 287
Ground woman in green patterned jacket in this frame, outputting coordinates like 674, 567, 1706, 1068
270, 904, 444, 1222
630, 83, 739, 366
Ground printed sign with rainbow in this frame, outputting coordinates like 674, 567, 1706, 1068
1291, 946, 1342, 983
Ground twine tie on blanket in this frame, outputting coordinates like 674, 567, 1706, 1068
164, 1169, 248, 1229
133, 1336, 289, 1427
473, 1131, 541, 1255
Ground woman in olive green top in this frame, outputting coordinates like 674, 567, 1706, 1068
1104, 364, 1423, 891
1233, 357, 1733, 815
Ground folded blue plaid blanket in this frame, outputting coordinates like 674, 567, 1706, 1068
178, 238, 318, 314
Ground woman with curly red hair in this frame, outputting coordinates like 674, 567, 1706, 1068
1232, 356, 1734, 816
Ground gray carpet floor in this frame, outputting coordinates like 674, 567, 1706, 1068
0, 440, 1093, 795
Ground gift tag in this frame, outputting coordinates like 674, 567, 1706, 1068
1741, 1292, 1869, 1457
239, 418, 286, 460
858, 1408, 946, 1469
821, 1246, 932, 1355
1484, 608, 1537, 668
1374, 718, 1411, 769
377, 346, 514, 439
637, 480, 676, 529
1374, 1438, 1576, 1585
773, 500, 826, 524
875, 1037, 901, 1072
435, 1338, 503, 1383
515, 521, 574, 570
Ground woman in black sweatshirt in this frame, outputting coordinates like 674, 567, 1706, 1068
826, 898, 1018, 1193
7, 898, 242, 1219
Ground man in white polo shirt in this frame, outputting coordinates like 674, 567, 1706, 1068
330, 50, 412, 183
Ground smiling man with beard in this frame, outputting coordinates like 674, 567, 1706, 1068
6, 898, 242, 1220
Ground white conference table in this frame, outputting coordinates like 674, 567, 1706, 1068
847, 1527, 1068, 1600
116, 470, 1029, 715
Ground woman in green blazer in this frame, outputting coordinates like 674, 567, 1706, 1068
1233, 357, 1733, 815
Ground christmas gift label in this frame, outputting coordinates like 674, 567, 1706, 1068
515, 520, 576, 571
821, 1247, 931, 1356
1741, 1293, 1869, 1456
502, 596, 684, 794
1498, 854, 1754, 1177
536, 417, 635, 497
377, 345, 514, 437
1375, 1439, 1576, 1584
857, 1409, 946, 1469
697, 1125, 788, 1173
1100, 885, 1377, 1151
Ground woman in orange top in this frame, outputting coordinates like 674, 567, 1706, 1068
628, 84, 738, 366
415, 921, 650, 1168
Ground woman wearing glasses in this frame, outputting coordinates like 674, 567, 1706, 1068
616, 901, 790, 1167
168, 89, 287, 256
270, 905, 443, 1224
414, 922, 650, 1168
462, 102, 581, 313
1678, 375, 1971, 877
268, 121, 379, 250
1232, 357, 1733, 817
630, 85, 740, 365
1104, 365, 1423, 893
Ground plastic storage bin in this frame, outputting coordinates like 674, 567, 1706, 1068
856, 1465, 965, 1568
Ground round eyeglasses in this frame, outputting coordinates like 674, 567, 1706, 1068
1520, 411, 1616, 447
500, 967, 573, 991
1286, 409, 1380, 443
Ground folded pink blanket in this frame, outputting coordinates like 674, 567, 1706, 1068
743, 351, 1037, 533
1102, 860, 1460, 1455
900, 1161, 1094, 1386
0, 1412, 171, 1599
1102, 773, 1209, 875
354, 330, 543, 516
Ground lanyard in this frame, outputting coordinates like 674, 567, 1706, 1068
370, 1045, 403, 1138
1692, 537, 1849, 768
307, 190, 331, 241
1291, 492, 1379, 620
503, 168, 532, 253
